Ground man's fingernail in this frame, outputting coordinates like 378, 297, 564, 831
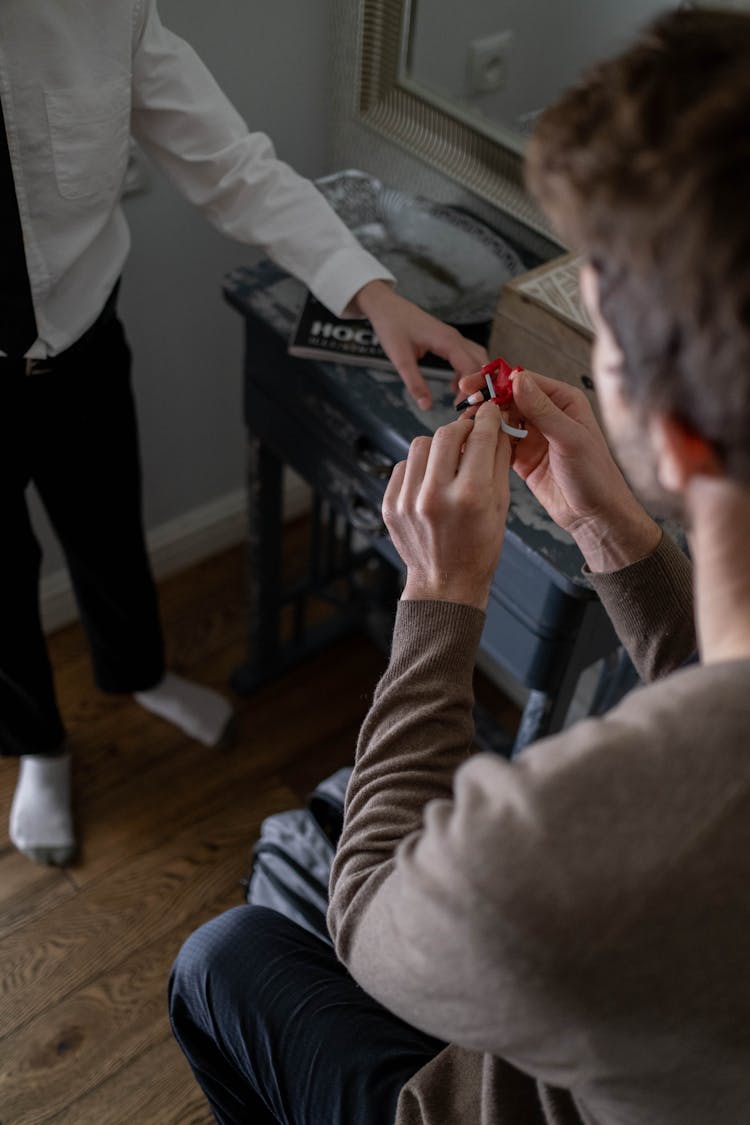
417, 396, 431, 410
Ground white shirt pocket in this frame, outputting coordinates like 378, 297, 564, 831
45, 83, 131, 201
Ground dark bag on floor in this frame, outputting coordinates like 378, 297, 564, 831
245, 767, 351, 945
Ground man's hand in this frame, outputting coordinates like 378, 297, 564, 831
353, 281, 487, 410
458, 368, 660, 572
382, 401, 511, 610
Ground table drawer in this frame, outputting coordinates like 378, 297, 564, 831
247, 380, 391, 535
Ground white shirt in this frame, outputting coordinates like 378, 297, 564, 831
0, 0, 393, 359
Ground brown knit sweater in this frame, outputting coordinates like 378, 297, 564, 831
328, 534, 750, 1124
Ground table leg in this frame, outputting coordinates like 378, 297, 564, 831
231, 433, 283, 695
512, 689, 554, 755
511, 598, 623, 755
230, 433, 393, 696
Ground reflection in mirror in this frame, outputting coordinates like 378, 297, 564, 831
356, 0, 547, 239
356, 0, 749, 241
402, 0, 680, 152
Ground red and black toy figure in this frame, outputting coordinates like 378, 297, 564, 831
483, 356, 516, 407
456, 356, 529, 438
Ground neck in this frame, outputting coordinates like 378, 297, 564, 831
688, 476, 750, 664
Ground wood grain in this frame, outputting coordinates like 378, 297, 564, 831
0, 850, 75, 941
0, 531, 382, 1123
0, 892, 241, 1124
49, 1035, 213, 1125
0, 778, 304, 1040
0, 528, 514, 1123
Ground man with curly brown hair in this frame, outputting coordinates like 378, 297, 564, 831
170, 10, 750, 1123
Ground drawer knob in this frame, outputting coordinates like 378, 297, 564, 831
355, 439, 395, 479
349, 499, 384, 534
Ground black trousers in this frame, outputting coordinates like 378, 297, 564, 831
0, 303, 165, 756
168, 906, 445, 1125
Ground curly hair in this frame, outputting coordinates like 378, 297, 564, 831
526, 8, 750, 483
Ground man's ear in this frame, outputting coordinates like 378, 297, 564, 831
649, 414, 723, 492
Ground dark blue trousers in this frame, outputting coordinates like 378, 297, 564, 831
169, 905, 445, 1125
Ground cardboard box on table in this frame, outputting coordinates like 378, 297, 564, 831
489, 253, 601, 423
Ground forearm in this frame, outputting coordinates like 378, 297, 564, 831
348, 278, 394, 318
570, 497, 662, 575
131, 3, 393, 316
328, 600, 484, 953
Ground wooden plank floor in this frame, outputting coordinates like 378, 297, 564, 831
0, 520, 518, 1124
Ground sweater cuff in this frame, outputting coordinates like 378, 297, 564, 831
587, 532, 693, 646
391, 600, 486, 683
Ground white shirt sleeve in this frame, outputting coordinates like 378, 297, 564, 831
130, 0, 394, 316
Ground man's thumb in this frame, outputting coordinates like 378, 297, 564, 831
512, 370, 569, 438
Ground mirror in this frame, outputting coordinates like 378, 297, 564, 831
356, 0, 749, 239
401, 0, 680, 155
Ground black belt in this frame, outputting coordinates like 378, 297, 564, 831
1, 281, 121, 375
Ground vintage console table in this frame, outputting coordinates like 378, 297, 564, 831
223, 261, 632, 756
226, 267, 638, 756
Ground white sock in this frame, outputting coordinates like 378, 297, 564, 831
134, 671, 234, 747
10, 751, 76, 866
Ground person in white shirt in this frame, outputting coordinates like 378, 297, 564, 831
0, 0, 486, 866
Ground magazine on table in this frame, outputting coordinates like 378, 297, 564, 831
288, 291, 489, 378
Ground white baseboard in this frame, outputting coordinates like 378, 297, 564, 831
40, 472, 311, 634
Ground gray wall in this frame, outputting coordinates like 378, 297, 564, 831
330, 0, 560, 262
409, 0, 679, 141
33, 0, 331, 576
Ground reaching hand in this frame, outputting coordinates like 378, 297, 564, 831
354, 281, 487, 410
382, 401, 511, 610
479, 368, 660, 572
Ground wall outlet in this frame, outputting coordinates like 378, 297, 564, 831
466, 30, 513, 96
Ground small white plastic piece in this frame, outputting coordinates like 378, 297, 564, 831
500, 418, 529, 439
485, 370, 528, 437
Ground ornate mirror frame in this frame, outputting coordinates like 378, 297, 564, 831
356, 0, 554, 240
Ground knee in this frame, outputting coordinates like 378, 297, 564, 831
169, 906, 255, 1028
168, 905, 290, 1033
